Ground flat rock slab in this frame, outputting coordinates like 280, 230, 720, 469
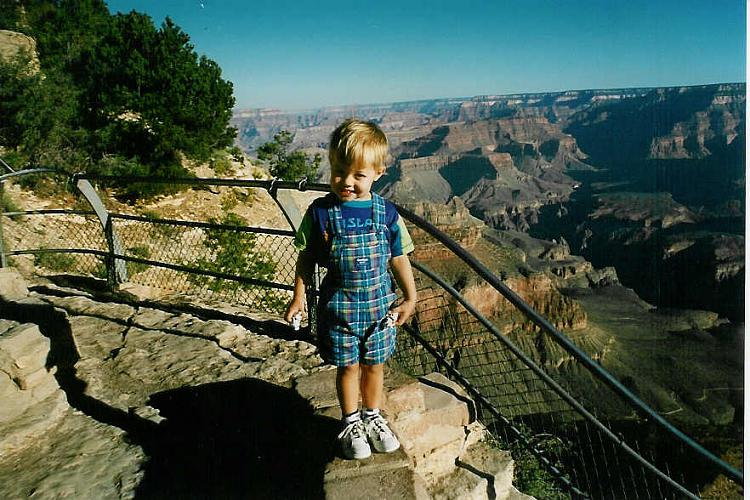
294, 366, 339, 410
40, 294, 136, 323
74, 324, 259, 411
325, 465, 427, 500
324, 448, 412, 481
0, 410, 145, 499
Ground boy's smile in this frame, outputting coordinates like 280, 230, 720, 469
331, 162, 383, 201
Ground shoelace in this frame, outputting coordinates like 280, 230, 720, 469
367, 415, 393, 437
339, 420, 365, 440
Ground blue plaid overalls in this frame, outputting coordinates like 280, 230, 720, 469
317, 194, 397, 366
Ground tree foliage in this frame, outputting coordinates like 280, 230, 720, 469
0, 0, 236, 194
257, 130, 321, 180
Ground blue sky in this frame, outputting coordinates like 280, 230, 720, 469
107, 0, 746, 110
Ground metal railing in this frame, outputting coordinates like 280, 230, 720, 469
0, 171, 743, 499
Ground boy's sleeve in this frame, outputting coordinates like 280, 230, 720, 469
294, 208, 315, 252
390, 215, 415, 257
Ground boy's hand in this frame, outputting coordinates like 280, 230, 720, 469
285, 298, 305, 324
390, 298, 416, 326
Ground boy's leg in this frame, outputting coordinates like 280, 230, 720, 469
361, 363, 400, 453
336, 364, 361, 415
360, 363, 384, 410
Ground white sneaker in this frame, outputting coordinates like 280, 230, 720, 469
338, 420, 371, 459
363, 414, 400, 453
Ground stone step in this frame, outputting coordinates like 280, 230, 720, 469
385, 372, 474, 484
430, 440, 523, 500
0, 322, 49, 376
324, 448, 429, 500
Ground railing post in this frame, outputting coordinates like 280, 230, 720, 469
306, 281, 318, 338
74, 177, 127, 283
0, 182, 7, 268
104, 215, 117, 290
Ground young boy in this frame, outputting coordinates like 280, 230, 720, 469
285, 118, 417, 459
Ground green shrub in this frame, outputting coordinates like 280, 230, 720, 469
232, 187, 255, 206
91, 257, 109, 280
139, 210, 161, 220
210, 152, 235, 176
504, 429, 571, 500
34, 250, 77, 272
228, 146, 245, 164
257, 130, 321, 180
138, 209, 183, 240
1, 190, 20, 214
220, 191, 238, 211
97, 156, 192, 201
512, 446, 571, 499
186, 212, 285, 310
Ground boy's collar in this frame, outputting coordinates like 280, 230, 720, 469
340, 199, 372, 208
326, 192, 375, 208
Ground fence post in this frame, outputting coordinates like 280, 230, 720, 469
0, 182, 7, 268
305, 283, 318, 338
74, 178, 127, 283
104, 215, 117, 290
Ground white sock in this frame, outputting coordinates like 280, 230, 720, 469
343, 410, 361, 426
362, 408, 380, 419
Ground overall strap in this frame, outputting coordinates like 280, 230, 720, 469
372, 193, 386, 230
328, 200, 346, 235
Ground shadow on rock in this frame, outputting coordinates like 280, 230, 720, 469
135, 378, 338, 499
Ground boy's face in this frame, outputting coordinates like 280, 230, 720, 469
330, 162, 383, 202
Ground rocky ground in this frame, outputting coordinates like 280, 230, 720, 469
0, 268, 533, 499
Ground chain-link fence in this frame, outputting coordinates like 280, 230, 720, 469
1, 173, 304, 314
108, 212, 298, 312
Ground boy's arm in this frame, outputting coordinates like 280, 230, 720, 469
389, 254, 417, 326
285, 249, 315, 323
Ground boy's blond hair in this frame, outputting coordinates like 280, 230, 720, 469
329, 118, 389, 172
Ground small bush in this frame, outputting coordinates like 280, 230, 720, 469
18, 174, 69, 198
220, 191, 238, 211
97, 156, 192, 201
139, 210, 182, 240
91, 257, 109, 279
232, 187, 255, 206
1, 190, 20, 214
187, 212, 284, 312
228, 146, 245, 164
257, 130, 321, 180
210, 152, 235, 176
139, 210, 161, 220
512, 447, 571, 499
506, 430, 571, 500
34, 250, 77, 272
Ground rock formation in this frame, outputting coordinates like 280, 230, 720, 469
0, 29, 39, 74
